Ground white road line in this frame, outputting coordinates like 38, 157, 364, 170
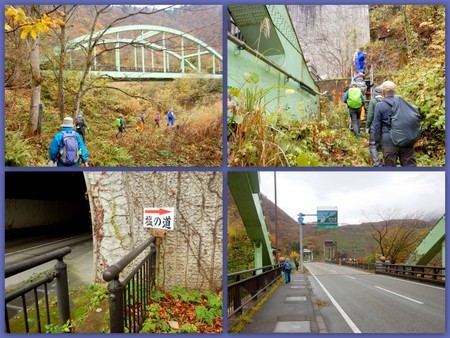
5, 234, 90, 257
6, 304, 24, 310
377, 274, 445, 290
309, 270, 361, 333
375, 286, 424, 304
330, 269, 337, 273
345, 275, 356, 280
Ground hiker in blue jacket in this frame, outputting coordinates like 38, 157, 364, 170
283, 258, 293, 284
49, 117, 89, 167
353, 48, 367, 74
167, 108, 175, 127
373, 81, 417, 167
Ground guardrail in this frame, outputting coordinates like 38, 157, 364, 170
227, 264, 282, 320
375, 263, 445, 285
5, 246, 72, 333
329, 260, 376, 271
103, 236, 157, 333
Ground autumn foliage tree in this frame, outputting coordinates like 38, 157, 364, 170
365, 209, 429, 264
5, 6, 65, 136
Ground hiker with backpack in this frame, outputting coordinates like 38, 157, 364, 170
167, 108, 175, 127
75, 111, 89, 142
49, 117, 89, 167
116, 114, 125, 138
282, 258, 293, 283
154, 112, 161, 128
294, 258, 299, 271
343, 83, 365, 137
136, 115, 145, 133
373, 81, 421, 167
365, 86, 384, 166
353, 48, 367, 74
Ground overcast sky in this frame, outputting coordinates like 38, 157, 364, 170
259, 171, 445, 225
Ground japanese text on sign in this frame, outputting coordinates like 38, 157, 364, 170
143, 208, 175, 230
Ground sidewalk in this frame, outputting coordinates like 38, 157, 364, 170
240, 270, 327, 333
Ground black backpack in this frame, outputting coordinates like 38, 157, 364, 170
385, 96, 421, 147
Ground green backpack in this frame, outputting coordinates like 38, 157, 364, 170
347, 87, 363, 109
115, 118, 122, 127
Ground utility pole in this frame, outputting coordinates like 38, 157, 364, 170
297, 213, 304, 272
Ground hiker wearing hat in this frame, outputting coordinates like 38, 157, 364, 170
373, 81, 418, 167
343, 83, 365, 137
365, 86, 384, 166
49, 116, 89, 167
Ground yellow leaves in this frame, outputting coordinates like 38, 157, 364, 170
4, 6, 65, 39
20, 25, 32, 39
5, 6, 26, 25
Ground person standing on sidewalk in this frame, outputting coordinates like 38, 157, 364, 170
283, 258, 293, 283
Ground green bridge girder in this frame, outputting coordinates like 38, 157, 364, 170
228, 5, 321, 119
65, 25, 223, 80
228, 172, 274, 270
405, 215, 446, 267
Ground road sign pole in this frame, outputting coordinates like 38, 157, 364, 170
298, 214, 304, 272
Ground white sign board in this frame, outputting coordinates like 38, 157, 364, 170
143, 207, 175, 230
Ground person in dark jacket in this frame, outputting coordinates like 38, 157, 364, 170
373, 81, 417, 167
49, 117, 89, 167
75, 111, 89, 142
366, 86, 383, 166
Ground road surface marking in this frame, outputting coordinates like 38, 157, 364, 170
5, 234, 90, 256
345, 275, 356, 280
6, 304, 23, 310
330, 269, 337, 273
309, 270, 361, 333
375, 286, 424, 304
377, 274, 445, 290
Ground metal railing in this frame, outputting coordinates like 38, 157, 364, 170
103, 236, 157, 333
330, 260, 376, 271
376, 263, 445, 285
5, 246, 72, 333
227, 264, 282, 319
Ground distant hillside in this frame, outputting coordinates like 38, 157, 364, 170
228, 191, 434, 263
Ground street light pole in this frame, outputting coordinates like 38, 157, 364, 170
297, 213, 304, 272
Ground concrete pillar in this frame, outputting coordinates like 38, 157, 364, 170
115, 33, 120, 71
84, 172, 223, 291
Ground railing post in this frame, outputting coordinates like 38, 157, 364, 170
54, 258, 71, 326
108, 278, 125, 333
234, 275, 242, 316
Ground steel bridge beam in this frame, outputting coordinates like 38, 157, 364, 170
228, 172, 274, 270
406, 215, 446, 267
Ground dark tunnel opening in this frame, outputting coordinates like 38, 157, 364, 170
5, 172, 92, 241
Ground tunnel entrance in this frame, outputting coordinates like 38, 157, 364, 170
5, 171, 94, 289
5, 172, 91, 241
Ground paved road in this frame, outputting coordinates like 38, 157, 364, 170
5, 233, 94, 320
305, 262, 445, 333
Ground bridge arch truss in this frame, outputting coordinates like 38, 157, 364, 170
66, 25, 223, 80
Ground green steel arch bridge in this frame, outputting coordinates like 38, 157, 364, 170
65, 25, 223, 80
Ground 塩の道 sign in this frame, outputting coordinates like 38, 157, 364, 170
143, 207, 175, 230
